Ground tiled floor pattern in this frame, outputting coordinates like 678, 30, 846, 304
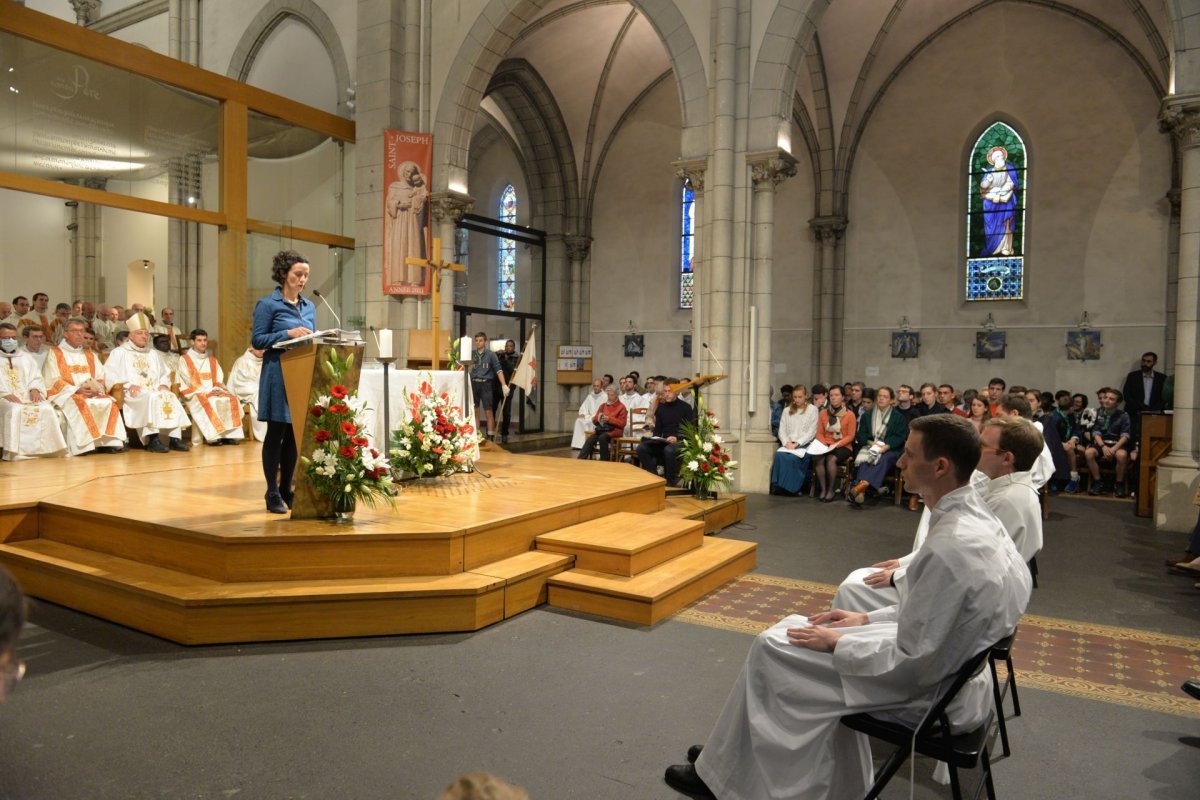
674, 572, 1200, 719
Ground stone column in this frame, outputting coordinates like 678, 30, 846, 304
429, 190, 473, 332
70, 178, 106, 305
69, 0, 101, 25
543, 232, 569, 432
739, 151, 796, 494
809, 215, 846, 385
564, 234, 592, 408
1167, 187, 1181, 372
1157, 98, 1200, 530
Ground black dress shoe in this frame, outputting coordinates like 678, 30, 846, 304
687, 744, 703, 763
280, 489, 294, 510
1183, 679, 1200, 701
265, 491, 288, 514
664, 764, 715, 799
169, 438, 190, 452
146, 437, 169, 453
220, 438, 240, 446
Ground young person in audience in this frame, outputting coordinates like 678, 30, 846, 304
810, 383, 828, 413
859, 387, 875, 416
915, 382, 948, 416
966, 393, 991, 432
812, 385, 857, 503
769, 385, 819, 496
987, 377, 1007, 416
936, 384, 957, 413
1084, 387, 1133, 497
847, 386, 908, 505
577, 384, 627, 462
1024, 389, 1044, 420
770, 384, 794, 441
847, 381, 865, 421
894, 384, 918, 423
1053, 390, 1082, 492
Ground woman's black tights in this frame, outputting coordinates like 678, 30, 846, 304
262, 420, 297, 497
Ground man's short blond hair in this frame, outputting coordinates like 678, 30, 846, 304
982, 416, 1044, 473
438, 772, 530, 800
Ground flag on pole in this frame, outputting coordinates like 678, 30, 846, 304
512, 330, 537, 395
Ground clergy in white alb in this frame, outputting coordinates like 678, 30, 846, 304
0, 323, 66, 460
42, 319, 126, 455
977, 416, 1044, 562
228, 346, 266, 441
151, 307, 184, 351
669, 415, 1032, 800
176, 330, 243, 445
20, 326, 49, 372
571, 378, 605, 449
103, 313, 189, 453
619, 376, 649, 436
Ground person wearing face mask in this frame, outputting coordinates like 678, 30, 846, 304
0, 322, 67, 460
103, 312, 190, 453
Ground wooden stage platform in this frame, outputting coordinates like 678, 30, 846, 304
0, 444, 752, 644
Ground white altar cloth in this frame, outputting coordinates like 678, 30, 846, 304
357, 367, 476, 445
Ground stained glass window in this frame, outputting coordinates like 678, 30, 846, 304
966, 122, 1026, 301
680, 182, 695, 308
498, 184, 517, 311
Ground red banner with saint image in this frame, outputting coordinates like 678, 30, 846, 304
382, 129, 433, 296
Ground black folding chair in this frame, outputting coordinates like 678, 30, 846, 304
840, 643, 999, 800
989, 628, 1022, 757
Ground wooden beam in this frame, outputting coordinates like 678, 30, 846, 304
246, 220, 355, 250
0, 171, 225, 226
218, 100, 250, 368
0, 3, 355, 144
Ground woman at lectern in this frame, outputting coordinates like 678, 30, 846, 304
252, 250, 316, 514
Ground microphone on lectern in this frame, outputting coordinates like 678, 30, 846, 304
702, 342, 726, 374
367, 325, 381, 350
311, 289, 342, 331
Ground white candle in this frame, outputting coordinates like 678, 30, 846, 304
459, 336, 472, 361
379, 329, 393, 359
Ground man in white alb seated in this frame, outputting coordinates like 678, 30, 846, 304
618, 375, 648, 436
0, 322, 67, 460
571, 378, 605, 449
20, 325, 48, 372
228, 345, 267, 441
103, 312, 190, 454
42, 318, 127, 455
152, 334, 180, 378
665, 415, 1032, 800
977, 416, 1044, 563
176, 329, 243, 446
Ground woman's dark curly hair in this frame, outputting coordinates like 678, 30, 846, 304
271, 250, 309, 286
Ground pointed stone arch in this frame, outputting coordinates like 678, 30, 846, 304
226, 0, 353, 117
748, 0, 830, 154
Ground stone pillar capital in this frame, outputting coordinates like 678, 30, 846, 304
673, 158, 707, 192
564, 235, 593, 262
1160, 95, 1200, 148
70, 0, 102, 25
747, 150, 798, 189
429, 191, 474, 223
809, 215, 847, 241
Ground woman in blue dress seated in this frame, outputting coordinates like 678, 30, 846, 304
252, 250, 317, 514
769, 384, 819, 496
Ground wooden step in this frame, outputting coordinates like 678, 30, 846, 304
534, 512, 704, 576
546, 537, 757, 626
0, 540, 507, 645
469, 550, 574, 618
657, 492, 746, 534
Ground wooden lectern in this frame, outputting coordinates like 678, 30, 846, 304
280, 337, 366, 519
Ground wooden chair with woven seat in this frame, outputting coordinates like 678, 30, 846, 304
840, 642, 1001, 800
988, 627, 1022, 758
611, 407, 648, 464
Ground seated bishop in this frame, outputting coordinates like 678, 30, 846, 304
228, 345, 266, 441
176, 329, 243, 446
104, 312, 190, 453
42, 318, 127, 455
0, 322, 67, 460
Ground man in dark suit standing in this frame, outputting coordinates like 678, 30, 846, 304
1121, 351, 1167, 440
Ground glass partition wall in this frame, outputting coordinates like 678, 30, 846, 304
0, 5, 355, 368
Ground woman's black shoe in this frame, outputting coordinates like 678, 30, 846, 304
265, 491, 288, 514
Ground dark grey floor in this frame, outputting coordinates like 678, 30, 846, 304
1, 489, 1198, 799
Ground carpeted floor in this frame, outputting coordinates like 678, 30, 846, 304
1, 479, 1197, 799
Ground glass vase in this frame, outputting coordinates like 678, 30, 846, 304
332, 492, 357, 522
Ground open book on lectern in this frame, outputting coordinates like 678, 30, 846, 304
272, 329, 365, 349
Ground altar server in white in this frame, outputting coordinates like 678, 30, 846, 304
571, 378, 605, 449
104, 313, 190, 453
228, 346, 267, 441
976, 416, 1044, 562
42, 319, 126, 455
0, 323, 66, 460
176, 330, 243, 446
666, 415, 1032, 800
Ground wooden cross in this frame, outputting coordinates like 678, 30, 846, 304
406, 236, 466, 370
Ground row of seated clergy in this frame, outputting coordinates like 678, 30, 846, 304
0, 316, 256, 460
834, 415, 1044, 614
572, 376, 660, 448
